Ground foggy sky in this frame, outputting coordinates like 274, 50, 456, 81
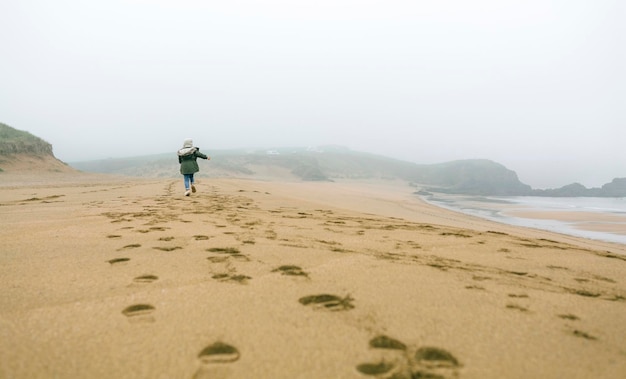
1, 0, 624, 189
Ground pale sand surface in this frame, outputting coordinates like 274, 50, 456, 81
1, 174, 625, 379
505, 210, 626, 224
573, 223, 626, 235
505, 210, 626, 236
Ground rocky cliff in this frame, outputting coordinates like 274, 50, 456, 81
0, 123, 71, 173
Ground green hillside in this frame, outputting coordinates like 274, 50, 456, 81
0, 123, 53, 156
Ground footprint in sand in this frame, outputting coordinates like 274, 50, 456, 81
227, 253, 250, 262
272, 265, 309, 278
207, 247, 240, 255
356, 335, 410, 378
506, 303, 530, 312
356, 362, 400, 378
299, 294, 354, 311
153, 246, 183, 252
558, 314, 580, 321
192, 341, 240, 379
571, 329, 597, 340
119, 244, 141, 251
122, 304, 155, 323
212, 273, 252, 284
411, 347, 461, 379
356, 336, 461, 379
369, 335, 408, 350
133, 274, 159, 284
206, 247, 250, 262
207, 256, 229, 263
108, 257, 130, 265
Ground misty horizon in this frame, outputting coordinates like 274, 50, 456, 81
52, 141, 620, 191
2, 0, 623, 189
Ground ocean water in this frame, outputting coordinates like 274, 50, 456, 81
421, 194, 626, 245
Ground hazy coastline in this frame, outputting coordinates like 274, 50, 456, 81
3, 1, 624, 376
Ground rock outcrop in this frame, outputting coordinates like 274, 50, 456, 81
0, 123, 72, 173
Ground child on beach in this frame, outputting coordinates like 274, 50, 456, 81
177, 138, 210, 196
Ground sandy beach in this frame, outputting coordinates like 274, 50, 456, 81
421, 194, 626, 246
1, 174, 625, 379
505, 210, 626, 236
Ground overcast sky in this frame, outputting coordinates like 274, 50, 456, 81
1, 0, 624, 188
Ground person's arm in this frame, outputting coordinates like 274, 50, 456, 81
196, 150, 209, 160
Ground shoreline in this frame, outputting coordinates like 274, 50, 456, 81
420, 193, 626, 247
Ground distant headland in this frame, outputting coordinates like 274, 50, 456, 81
0, 123, 74, 174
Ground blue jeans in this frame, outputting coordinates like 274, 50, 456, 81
183, 174, 194, 190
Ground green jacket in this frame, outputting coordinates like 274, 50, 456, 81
178, 149, 208, 174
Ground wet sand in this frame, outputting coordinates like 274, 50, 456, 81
505, 210, 626, 236
1, 174, 625, 379
422, 194, 626, 245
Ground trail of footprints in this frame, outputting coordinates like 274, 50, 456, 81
101, 182, 620, 377
103, 183, 626, 376
103, 183, 259, 377
102, 181, 556, 377
102, 182, 468, 377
